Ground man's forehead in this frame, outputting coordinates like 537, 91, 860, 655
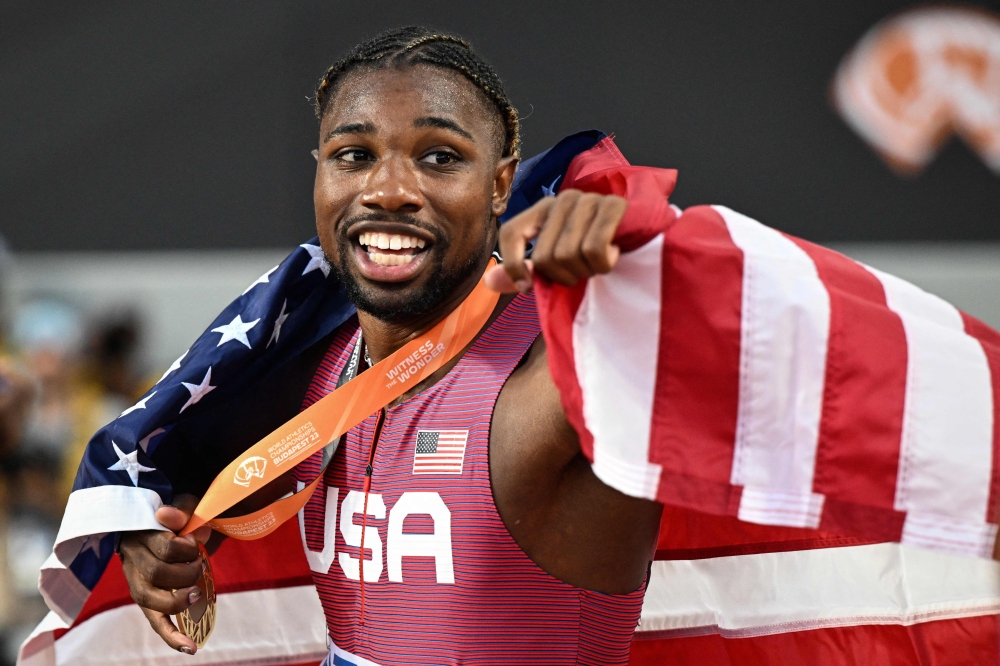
320, 66, 495, 137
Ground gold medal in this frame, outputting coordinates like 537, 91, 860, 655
176, 543, 216, 649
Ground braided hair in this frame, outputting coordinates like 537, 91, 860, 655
315, 26, 520, 158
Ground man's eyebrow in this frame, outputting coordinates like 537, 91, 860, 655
413, 116, 474, 141
323, 121, 376, 143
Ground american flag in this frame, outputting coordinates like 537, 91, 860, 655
412, 430, 468, 475
23, 130, 1000, 665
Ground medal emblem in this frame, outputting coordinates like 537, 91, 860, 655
176, 543, 217, 648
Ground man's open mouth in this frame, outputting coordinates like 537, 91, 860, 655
357, 231, 428, 266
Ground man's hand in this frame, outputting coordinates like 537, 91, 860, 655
486, 190, 628, 293
119, 494, 212, 655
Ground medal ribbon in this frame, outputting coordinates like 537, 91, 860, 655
180, 260, 500, 539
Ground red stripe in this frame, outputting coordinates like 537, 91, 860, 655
655, 505, 879, 560
788, 237, 908, 541
629, 614, 1000, 665
648, 206, 743, 514
961, 313, 1000, 525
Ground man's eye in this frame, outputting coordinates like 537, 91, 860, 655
337, 149, 372, 163
419, 151, 458, 166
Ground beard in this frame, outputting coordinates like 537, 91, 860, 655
327, 213, 489, 325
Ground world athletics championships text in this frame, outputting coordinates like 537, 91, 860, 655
267, 422, 320, 467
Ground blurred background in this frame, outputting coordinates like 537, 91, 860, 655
1, 1, 998, 662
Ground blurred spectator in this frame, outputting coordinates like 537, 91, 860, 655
12, 300, 84, 470
60, 311, 146, 499
0, 298, 147, 662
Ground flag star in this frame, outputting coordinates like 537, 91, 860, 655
268, 299, 290, 348
138, 427, 167, 453
300, 244, 331, 277
107, 441, 156, 487
540, 175, 561, 197
159, 350, 187, 383
180, 367, 216, 413
243, 265, 278, 295
212, 315, 259, 349
120, 391, 156, 417
81, 534, 104, 558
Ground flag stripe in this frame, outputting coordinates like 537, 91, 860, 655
788, 238, 909, 540
961, 313, 1000, 525
573, 234, 664, 499
22, 586, 327, 666
866, 267, 996, 556
630, 615, 1000, 666
649, 206, 743, 513
715, 206, 830, 529
637, 543, 1000, 637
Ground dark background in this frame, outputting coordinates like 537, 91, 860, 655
3, 0, 999, 251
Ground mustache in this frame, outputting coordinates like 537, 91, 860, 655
339, 211, 443, 240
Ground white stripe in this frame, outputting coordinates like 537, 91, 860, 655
574, 234, 664, 499
41, 485, 167, 622
865, 267, 995, 555
17, 612, 66, 666
736, 487, 824, 528
715, 206, 830, 528
22, 586, 327, 666
54, 486, 166, 563
637, 543, 1000, 637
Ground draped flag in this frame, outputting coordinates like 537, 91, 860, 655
21, 132, 1000, 665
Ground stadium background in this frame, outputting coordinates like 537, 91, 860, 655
1, 1, 998, 663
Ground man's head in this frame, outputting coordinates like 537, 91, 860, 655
313, 26, 520, 324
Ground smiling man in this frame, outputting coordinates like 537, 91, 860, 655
117, 26, 662, 666
38, 24, 1000, 666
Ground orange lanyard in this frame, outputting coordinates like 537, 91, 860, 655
181, 260, 500, 539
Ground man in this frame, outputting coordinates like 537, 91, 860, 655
37, 26, 1000, 666
119, 26, 662, 664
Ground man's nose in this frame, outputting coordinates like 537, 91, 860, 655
360, 157, 423, 212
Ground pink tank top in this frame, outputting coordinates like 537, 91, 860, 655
293, 294, 645, 665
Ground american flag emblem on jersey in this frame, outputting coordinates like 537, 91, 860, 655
412, 430, 468, 475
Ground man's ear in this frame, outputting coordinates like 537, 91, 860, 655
491, 155, 519, 218
311, 149, 319, 162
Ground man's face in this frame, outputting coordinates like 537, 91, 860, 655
314, 65, 516, 323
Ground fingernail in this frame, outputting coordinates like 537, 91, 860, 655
188, 588, 201, 604
179, 646, 193, 655
515, 279, 532, 292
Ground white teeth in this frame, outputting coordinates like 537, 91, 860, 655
368, 251, 415, 266
358, 232, 426, 251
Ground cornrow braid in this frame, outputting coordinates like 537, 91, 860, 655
315, 26, 520, 157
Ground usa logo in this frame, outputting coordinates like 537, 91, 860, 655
412, 430, 468, 475
234, 456, 267, 487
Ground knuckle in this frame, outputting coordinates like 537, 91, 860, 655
581, 239, 606, 261
552, 245, 577, 263
140, 559, 160, 582
164, 594, 188, 615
